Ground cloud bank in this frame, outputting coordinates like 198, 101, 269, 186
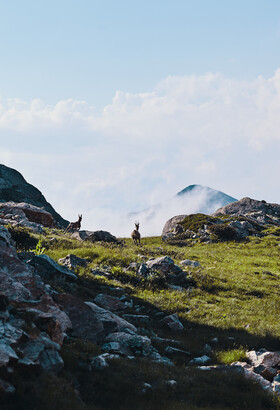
1, 70, 280, 236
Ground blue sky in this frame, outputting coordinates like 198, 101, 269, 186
1, 1, 280, 235
1, 1, 280, 106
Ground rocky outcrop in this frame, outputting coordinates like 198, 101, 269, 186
0, 226, 71, 393
213, 197, 280, 225
230, 348, 280, 396
0, 164, 69, 228
0, 202, 56, 230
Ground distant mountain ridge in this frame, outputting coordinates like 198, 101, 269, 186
129, 184, 238, 236
177, 184, 237, 209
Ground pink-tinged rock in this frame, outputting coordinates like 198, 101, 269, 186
0, 202, 56, 227
94, 294, 127, 312
243, 368, 273, 393
260, 367, 277, 382
246, 349, 280, 368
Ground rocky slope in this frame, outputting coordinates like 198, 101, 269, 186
0, 164, 68, 228
162, 197, 280, 241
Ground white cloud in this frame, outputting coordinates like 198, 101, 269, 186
1, 69, 280, 235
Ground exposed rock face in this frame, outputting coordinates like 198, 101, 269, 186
162, 215, 188, 236
0, 164, 69, 228
213, 197, 280, 224
0, 226, 71, 392
0, 202, 55, 229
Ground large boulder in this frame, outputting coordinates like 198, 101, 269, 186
146, 256, 182, 275
0, 164, 69, 228
53, 294, 136, 344
0, 201, 55, 228
71, 230, 119, 243
29, 254, 78, 281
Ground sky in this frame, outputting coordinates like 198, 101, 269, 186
0, 1, 280, 236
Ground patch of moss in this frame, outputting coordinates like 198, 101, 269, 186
180, 214, 219, 232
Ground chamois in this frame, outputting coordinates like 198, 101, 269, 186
65, 214, 82, 233
131, 221, 141, 245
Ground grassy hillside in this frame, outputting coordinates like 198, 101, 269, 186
4, 226, 280, 409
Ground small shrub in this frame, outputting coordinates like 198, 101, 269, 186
215, 348, 247, 365
208, 224, 238, 241
180, 214, 218, 232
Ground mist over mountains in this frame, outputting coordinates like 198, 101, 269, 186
128, 185, 237, 237
0, 164, 238, 237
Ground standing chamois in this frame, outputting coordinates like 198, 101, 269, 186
131, 221, 141, 245
65, 214, 82, 233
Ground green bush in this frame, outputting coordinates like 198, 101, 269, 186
208, 223, 238, 241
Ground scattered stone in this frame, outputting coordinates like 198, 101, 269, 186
146, 256, 182, 275
142, 382, 152, 393
152, 356, 174, 366
246, 349, 280, 368
180, 259, 201, 268
189, 355, 211, 365
157, 313, 184, 332
94, 294, 127, 312
260, 367, 277, 382
0, 379, 16, 396
165, 346, 190, 358
104, 332, 153, 357
91, 353, 120, 368
138, 263, 149, 276
166, 379, 177, 387
58, 254, 89, 270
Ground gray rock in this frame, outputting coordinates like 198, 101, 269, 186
104, 332, 153, 357
138, 263, 149, 276
189, 355, 211, 365
58, 254, 89, 270
94, 294, 127, 312
157, 314, 184, 332
72, 230, 119, 243
29, 254, 78, 281
91, 353, 120, 368
146, 256, 182, 275
180, 259, 201, 268
152, 356, 174, 366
